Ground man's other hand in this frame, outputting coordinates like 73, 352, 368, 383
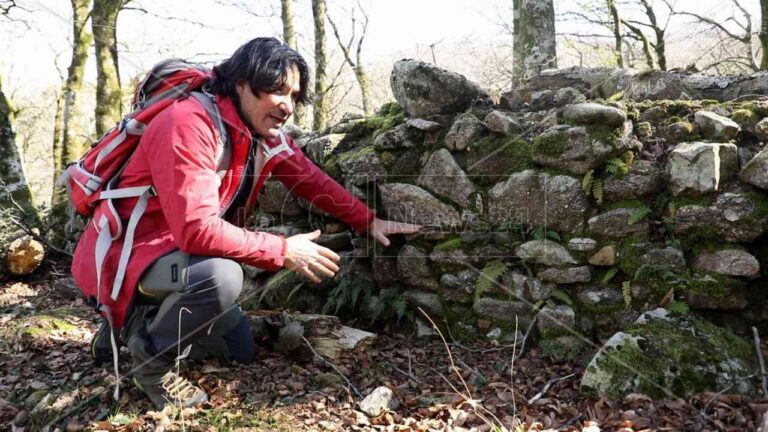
369, 218, 422, 247
284, 230, 341, 283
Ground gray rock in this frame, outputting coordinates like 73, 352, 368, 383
486, 327, 503, 340
417, 149, 477, 207
587, 208, 650, 239
444, 113, 484, 151
603, 160, 664, 202
666, 121, 695, 143
710, 192, 768, 242
483, 110, 522, 135
473, 297, 532, 325
538, 305, 576, 335
640, 106, 667, 122
682, 276, 748, 310
316, 232, 352, 250
258, 180, 304, 216
305, 133, 346, 165
397, 245, 438, 290
430, 249, 473, 273
538, 266, 591, 284
372, 256, 399, 289
379, 183, 461, 227
692, 249, 760, 277
500, 271, 554, 301
529, 90, 555, 111
374, 124, 415, 150
337, 147, 387, 186
359, 386, 395, 417
440, 271, 477, 298
390, 59, 490, 117
588, 245, 616, 266
581, 308, 759, 399
667, 142, 738, 196
402, 291, 442, 317
577, 284, 624, 307
487, 170, 590, 233
406, 118, 442, 132
415, 318, 437, 338
739, 148, 768, 190
694, 110, 740, 141
516, 240, 577, 266
554, 87, 587, 107
568, 238, 597, 252
532, 121, 636, 175
755, 118, 768, 142
563, 103, 627, 127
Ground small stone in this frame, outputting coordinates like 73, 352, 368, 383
417, 149, 477, 208
415, 318, 437, 338
516, 240, 577, 266
444, 113, 484, 151
360, 386, 395, 417
755, 117, 768, 142
694, 110, 740, 141
692, 249, 760, 277
477, 319, 491, 330
568, 238, 597, 252
562, 103, 627, 127
486, 327, 502, 339
484, 110, 521, 135
667, 142, 738, 196
538, 266, 591, 284
587, 208, 650, 239
538, 305, 576, 334
406, 118, 442, 132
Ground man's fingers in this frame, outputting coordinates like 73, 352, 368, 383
390, 221, 421, 233
315, 255, 340, 273
373, 231, 390, 247
308, 260, 336, 278
297, 265, 321, 283
317, 245, 341, 262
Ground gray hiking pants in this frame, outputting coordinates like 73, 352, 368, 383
133, 250, 256, 363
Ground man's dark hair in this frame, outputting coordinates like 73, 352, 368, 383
210, 37, 310, 105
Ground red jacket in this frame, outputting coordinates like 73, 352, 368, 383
71, 94, 374, 329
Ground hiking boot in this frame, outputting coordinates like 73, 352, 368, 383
90, 318, 116, 366
127, 332, 208, 409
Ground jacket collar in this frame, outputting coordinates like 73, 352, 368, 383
215, 94, 251, 144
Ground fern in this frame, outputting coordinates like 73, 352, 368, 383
628, 205, 652, 226
602, 267, 619, 284
582, 169, 594, 194
622, 281, 632, 307
531, 226, 561, 241
668, 300, 690, 315
550, 289, 573, 306
592, 178, 604, 205
475, 260, 510, 299
622, 150, 635, 167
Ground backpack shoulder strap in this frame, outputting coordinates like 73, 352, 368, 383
189, 90, 231, 173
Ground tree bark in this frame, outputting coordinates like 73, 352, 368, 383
513, 0, 557, 82
327, 9, 373, 116
53, 0, 92, 203
281, 0, 306, 128
92, 0, 124, 136
312, 0, 329, 131
761, 0, 768, 70
0, 76, 39, 253
639, 0, 666, 70
607, 0, 623, 68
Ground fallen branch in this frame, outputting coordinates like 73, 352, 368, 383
384, 360, 422, 384
527, 373, 576, 404
515, 313, 539, 360
753, 326, 768, 398
301, 335, 362, 398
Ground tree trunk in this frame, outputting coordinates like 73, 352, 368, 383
281, 0, 306, 129
53, 0, 92, 202
640, 0, 666, 70
607, 0, 623, 68
312, 0, 329, 131
513, 0, 557, 82
761, 0, 768, 70
0, 76, 39, 254
354, 66, 372, 116
92, 0, 123, 136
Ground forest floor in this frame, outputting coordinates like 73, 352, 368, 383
2, 259, 768, 432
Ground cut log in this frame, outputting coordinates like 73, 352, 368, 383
247, 311, 375, 361
5, 235, 45, 276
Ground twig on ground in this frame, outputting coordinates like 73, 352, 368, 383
526, 373, 576, 405
700, 373, 758, 416
301, 335, 362, 398
385, 360, 422, 384
510, 316, 518, 415
752, 326, 768, 397
515, 313, 539, 360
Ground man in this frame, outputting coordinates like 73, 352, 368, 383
73, 38, 420, 409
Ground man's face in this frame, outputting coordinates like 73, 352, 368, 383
235, 64, 301, 138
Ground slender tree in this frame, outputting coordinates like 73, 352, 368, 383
312, 0, 328, 131
513, 0, 557, 82
762, 0, 768, 70
607, 0, 623, 67
92, 0, 126, 136
281, 0, 306, 128
327, 3, 373, 116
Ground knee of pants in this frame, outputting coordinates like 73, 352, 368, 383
189, 257, 243, 309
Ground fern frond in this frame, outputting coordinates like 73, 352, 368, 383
602, 267, 619, 284
582, 169, 594, 193
628, 205, 652, 226
668, 300, 690, 314
475, 260, 510, 299
622, 281, 632, 307
550, 289, 573, 306
592, 178, 604, 205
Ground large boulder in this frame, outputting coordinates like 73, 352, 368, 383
692, 249, 760, 278
417, 149, 477, 207
667, 142, 738, 196
671, 192, 768, 243
378, 183, 461, 227
587, 208, 650, 239
390, 59, 490, 117
487, 170, 590, 233
532, 121, 636, 175
581, 309, 759, 399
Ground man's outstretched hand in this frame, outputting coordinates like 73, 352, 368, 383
368, 217, 422, 247
284, 230, 340, 283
